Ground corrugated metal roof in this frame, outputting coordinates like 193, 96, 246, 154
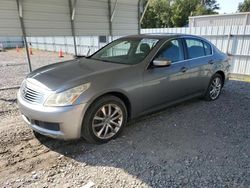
0, 0, 140, 36
0, 0, 22, 36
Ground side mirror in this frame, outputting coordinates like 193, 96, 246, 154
153, 58, 172, 67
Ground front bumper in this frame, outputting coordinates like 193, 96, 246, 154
17, 90, 88, 140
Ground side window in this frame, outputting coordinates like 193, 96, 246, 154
136, 39, 158, 54
204, 42, 212, 55
185, 39, 205, 59
156, 39, 184, 63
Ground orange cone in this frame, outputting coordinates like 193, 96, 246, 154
59, 49, 64, 58
29, 47, 33, 55
16, 45, 20, 52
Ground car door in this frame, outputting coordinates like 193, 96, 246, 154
141, 38, 190, 112
183, 38, 214, 95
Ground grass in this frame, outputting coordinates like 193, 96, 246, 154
230, 74, 250, 83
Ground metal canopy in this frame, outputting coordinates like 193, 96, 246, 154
0, 0, 140, 37
0, 0, 144, 72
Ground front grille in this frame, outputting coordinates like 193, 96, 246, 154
22, 84, 44, 104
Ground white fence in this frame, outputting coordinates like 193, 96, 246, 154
27, 36, 104, 56
26, 36, 123, 56
0, 37, 24, 49
26, 25, 250, 76
142, 26, 250, 76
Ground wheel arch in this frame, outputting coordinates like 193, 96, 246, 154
81, 91, 131, 143
85, 91, 132, 120
215, 70, 225, 86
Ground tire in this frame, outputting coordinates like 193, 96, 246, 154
33, 130, 47, 140
82, 95, 128, 144
33, 130, 42, 137
204, 73, 223, 101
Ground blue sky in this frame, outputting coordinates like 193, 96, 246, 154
217, 0, 244, 14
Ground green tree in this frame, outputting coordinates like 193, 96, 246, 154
141, 0, 220, 28
203, 0, 219, 13
171, 0, 198, 27
142, 0, 173, 28
238, 0, 250, 12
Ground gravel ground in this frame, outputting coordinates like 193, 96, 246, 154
0, 49, 73, 88
0, 50, 250, 187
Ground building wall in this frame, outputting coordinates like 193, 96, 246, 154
189, 13, 250, 27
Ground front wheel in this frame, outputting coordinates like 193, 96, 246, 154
204, 73, 223, 101
82, 95, 127, 144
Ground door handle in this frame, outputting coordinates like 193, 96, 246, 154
208, 60, 214, 64
180, 67, 188, 73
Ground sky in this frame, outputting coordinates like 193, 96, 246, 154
217, 0, 244, 14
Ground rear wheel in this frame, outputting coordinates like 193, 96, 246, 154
82, 95, 127, 144
204, 73, 223, 101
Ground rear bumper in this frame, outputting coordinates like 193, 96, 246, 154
17, 90, 88, 140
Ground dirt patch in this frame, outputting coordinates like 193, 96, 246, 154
0, 49, 73, 88
0, 50, 249, 187
0, 81, 249, 187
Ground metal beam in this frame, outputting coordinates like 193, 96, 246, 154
138, 0, 142, 34
71, 0, 77, 20
16, 0, 32, 72
140, 0, 152, 24
69, 0, 78, 56
110, 0, 118, 22
108, 0, 113, 39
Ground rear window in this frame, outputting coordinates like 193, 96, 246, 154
185, 39, 212, 59
204, 42, 212, 55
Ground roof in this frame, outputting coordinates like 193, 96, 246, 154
121, 33, 182, 39
120, 33, 206, 40
189, 12, 250, 19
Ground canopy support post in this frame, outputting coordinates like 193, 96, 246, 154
108, 0, 119, 41
138, 0, 142, 34
108, 0, 113, 41
69, 0, 78, 56
110, 0, 118, 22
16, 0, 32, 72
140, 0, 152, 24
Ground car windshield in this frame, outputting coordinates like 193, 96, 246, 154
90, 38, 159, 65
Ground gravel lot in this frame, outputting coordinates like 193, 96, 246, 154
0, 49, 250, 187
0, 49, 72, 88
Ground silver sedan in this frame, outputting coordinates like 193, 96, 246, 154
17, 34, 230, 143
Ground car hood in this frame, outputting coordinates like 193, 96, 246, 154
27, 58, 128, 91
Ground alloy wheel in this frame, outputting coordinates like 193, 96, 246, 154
92, 103, 123, 139
209, 77, 222, 100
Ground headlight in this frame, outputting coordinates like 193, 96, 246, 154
44, 83, 90, 107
